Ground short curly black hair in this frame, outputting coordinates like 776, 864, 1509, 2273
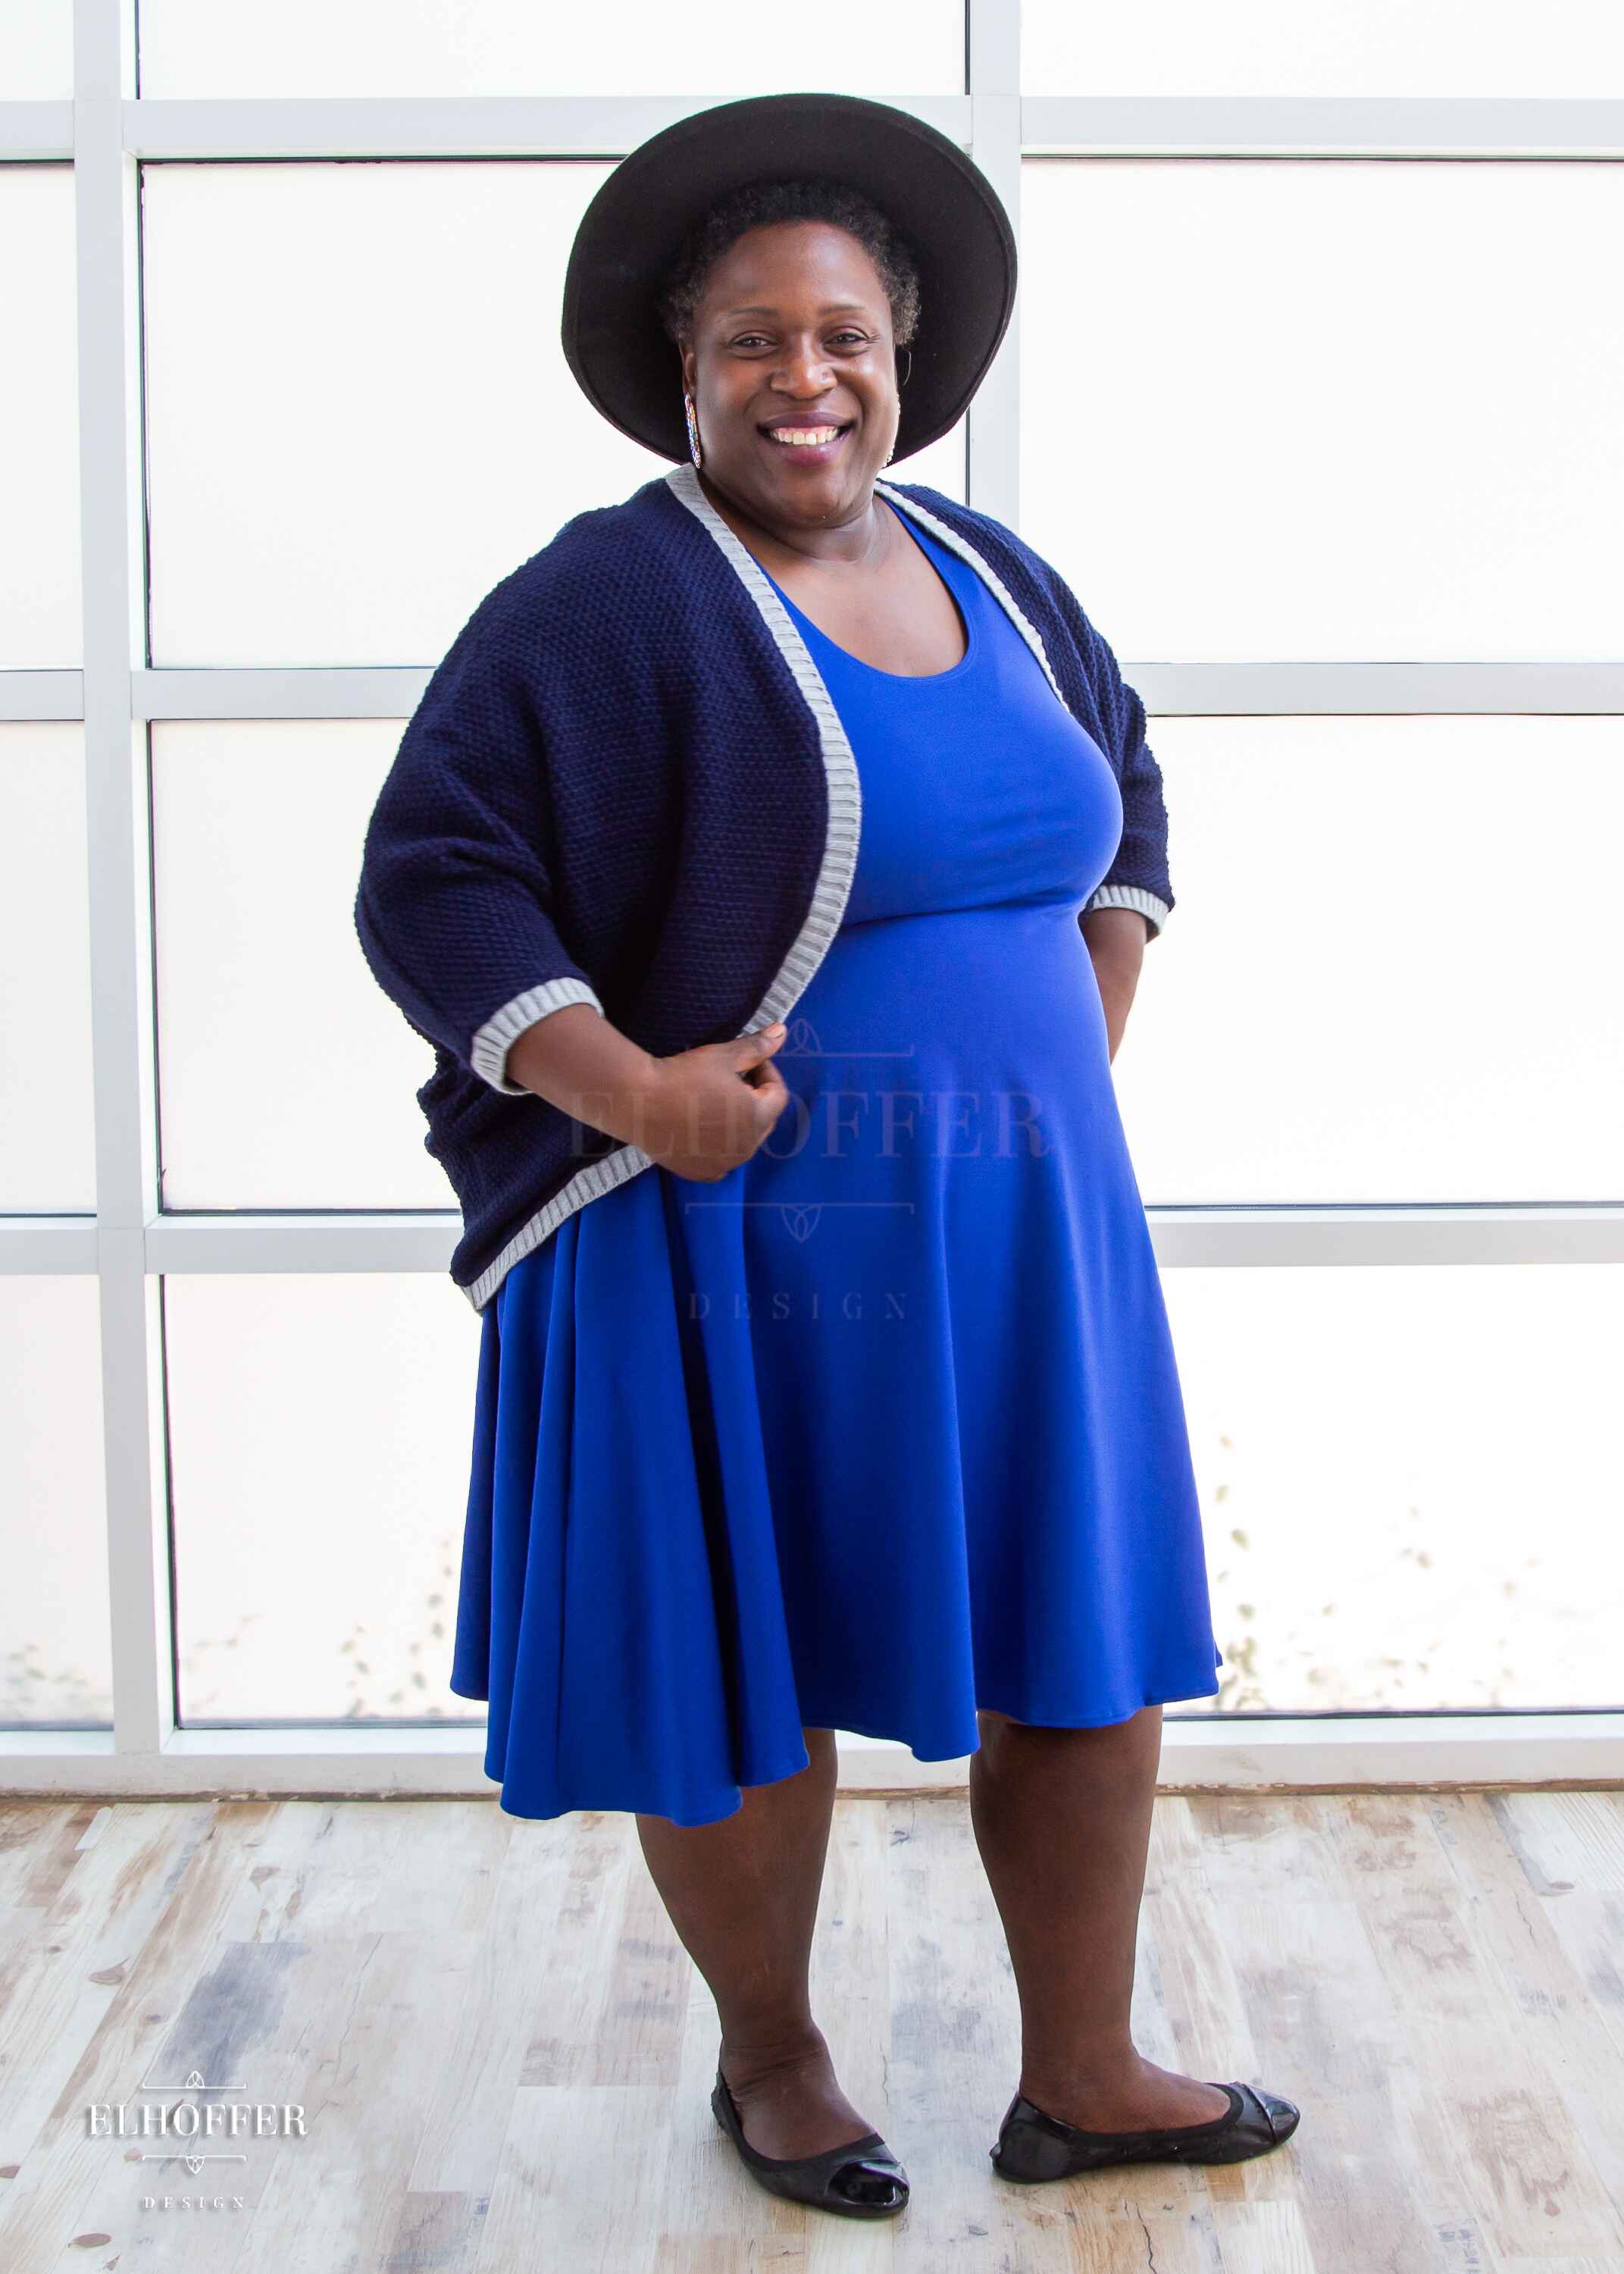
657, 176, 922, 354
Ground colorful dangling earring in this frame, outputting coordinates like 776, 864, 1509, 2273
684, 390, 702, 470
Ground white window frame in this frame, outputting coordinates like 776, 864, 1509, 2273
3, 0, 1622, 1800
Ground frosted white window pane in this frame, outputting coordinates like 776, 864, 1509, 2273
145, 164, 639, 668
153, 720, 453, 1209
0, 0, 73, 99
1024, 0, 1624, 96
165, 1274, 484, 1724
1168, 1264, 1624, 1713
1020, 159, 1624, 662
0, 167, 80, 667
1114, 715, 1624, 1206
139, 1, 963, 98
0, 1276, 111, 1727
143, 161, 962, 667
0, 725, 95, 1211
160, 1263, 1624, 1723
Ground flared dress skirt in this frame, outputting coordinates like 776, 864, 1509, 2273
449, 502, 1223, 1825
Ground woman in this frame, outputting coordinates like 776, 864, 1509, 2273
355, 92, 1299, 2220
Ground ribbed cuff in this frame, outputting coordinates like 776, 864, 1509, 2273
471, 978, 605, 1095
1083, 884, 1170, 939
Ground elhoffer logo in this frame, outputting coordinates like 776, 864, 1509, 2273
86, 2067, 307, 2211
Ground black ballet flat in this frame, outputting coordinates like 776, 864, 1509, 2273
711, 2062, 910, 2219
990, 2078, 1300, 2183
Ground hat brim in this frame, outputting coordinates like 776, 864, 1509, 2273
561, 92, 1016, 465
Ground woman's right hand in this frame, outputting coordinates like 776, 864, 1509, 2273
505, 1004, 792, 1175
632, 1023, 792, 1179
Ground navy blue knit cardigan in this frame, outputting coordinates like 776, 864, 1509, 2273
354, 462, 1174, 1312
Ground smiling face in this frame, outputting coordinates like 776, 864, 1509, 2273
678, 218, 903, 536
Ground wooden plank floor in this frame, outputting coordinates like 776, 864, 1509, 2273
1, 1789, 1621, 2270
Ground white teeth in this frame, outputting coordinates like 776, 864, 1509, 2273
768, 426, 843, 446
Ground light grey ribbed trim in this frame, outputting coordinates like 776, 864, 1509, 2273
878, 483, 1170, 942
874, 478, 1068, 700
458, 463, 867, 1311
664, 463, 865, 1026
1084, 883, 1171, 939
471, 976, 605, 1095
463, 1139, 658, 1310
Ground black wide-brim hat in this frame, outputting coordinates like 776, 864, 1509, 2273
561, 92, 1017, 466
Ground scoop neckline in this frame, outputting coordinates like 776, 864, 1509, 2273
762, 500, 978, 684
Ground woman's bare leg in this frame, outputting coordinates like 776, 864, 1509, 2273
968, 1703, 1232, 2128
636, 1726, 881, 2160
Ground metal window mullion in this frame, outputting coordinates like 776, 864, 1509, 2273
120, 659, 1624, 719
130, 1207, 1624, 1278
14, 90, 1624, 169
0, 1714, 1620, 1796
966, 0, 1022, 527
121, 92, 977, 161
0, 669, 83, 719
1019, 92, 1624, 158
74, 0, 174, 1764
0, 99, 73, 158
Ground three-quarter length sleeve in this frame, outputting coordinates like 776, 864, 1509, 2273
354, 597, 605, 1095
1045, 571, 1175, 940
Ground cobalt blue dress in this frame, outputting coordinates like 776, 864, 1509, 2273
449, 501, 1223, 1825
